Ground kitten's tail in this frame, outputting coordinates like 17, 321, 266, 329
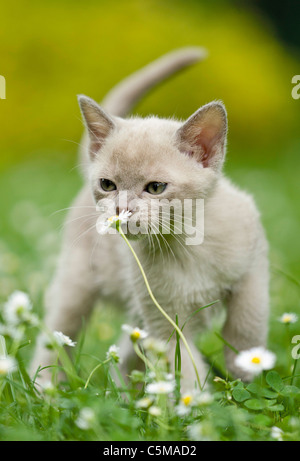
79, 47, 207, 174
100, 47, 207, 117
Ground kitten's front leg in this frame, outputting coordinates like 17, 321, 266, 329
222, 247, 269, 382
30, 189, 101, 387
30, 242, 99, 387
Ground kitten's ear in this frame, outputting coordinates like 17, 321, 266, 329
177, 101, 227, 171
78, 95, 115, 158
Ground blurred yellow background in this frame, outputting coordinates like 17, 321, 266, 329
0, 0, 299, 168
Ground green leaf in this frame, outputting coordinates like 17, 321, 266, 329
246, 383, 262, 396
252, 413, 272, 426
244, 399, 266, 410
266, 371, 284, 392
267, 404, 285, 412
264, 399, 277, 407
280, 385, 300, 398
232, 388, 251, 402
261, 388, 278, 399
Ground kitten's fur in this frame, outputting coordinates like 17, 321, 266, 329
31, 48, 269, 390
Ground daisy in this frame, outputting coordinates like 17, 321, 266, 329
188, 422, 211, 441
38, 380, 56, 396
176, 390, 213, 416
106, 344, 121, 363
271, 426, 283, 441
195, 390, 214, 406
148, 406, 161, 417
52, 331, 76, 348
176, 392, 194, 416
75, 407, 96, 430
146, 380, 175, 395
3, 290, 32, 325
0, 355, 17, 376
143, 337, 168, 355
235, 347, 276, 375
0, 324, 24, 341
136, 397, 154, 409
96, 210, 132, 235
279, 313, 298, 324
122, 324, 148, 342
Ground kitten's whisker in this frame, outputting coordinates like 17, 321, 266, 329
51, 206, 97, 217
68, 222, 98, 251
150, 221, 176, 263
89, 233, 101, 268
62, 213, 99, 228
156, 217, 192, 258
150, 223, 165, 264
61, 138, 82, 147
159, 210, 197, 227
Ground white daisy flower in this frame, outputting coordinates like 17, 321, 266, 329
136, 397, 154, 409
146, 380, 175, 395
53, 331, 76, 347
143, 337, 168, 355
164, 373, 174, 381
40, 380, 56, 395
279, 313, 298, 324
96, 210, 132, 235
176, 399, 193, 416
0, 355, 17, 376
235, 347, 276, 376
188, 422, 212, 441
75, 407, 96, 430
3, 290, 32, 325
175, 390, 213, 416
195, 390, 214, 406
106, 344, 121, 363
0, 324, 24, 341
121, 324, 148, 342
148, 406, 161, 417
271, 426, 283, 441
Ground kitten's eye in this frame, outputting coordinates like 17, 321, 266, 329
100, 178, 117, 192
146, 182, 167, 195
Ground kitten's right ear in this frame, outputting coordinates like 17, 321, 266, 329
78, 95, 115, 158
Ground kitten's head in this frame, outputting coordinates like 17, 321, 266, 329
78, 95, 227, 239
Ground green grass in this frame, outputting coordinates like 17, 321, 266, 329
0, 143, 300, 441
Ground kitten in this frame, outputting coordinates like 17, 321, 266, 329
31, 48, 269, 391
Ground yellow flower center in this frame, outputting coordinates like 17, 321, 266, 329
282, 315, 291, 323
251, 356, 261, 364
181, 395, 193, 406
108, 215, 118, 223
131, 329, 141, 341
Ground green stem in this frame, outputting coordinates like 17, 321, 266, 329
133, 342, 156, 374
291, 359, 298, 385
118, 226, 202, 391
84, 358, 111, 389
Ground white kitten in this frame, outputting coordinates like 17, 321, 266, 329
31, 48, 269, 391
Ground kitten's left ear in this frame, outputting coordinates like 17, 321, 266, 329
78, 95, 115, 158
177, 101, 227, 171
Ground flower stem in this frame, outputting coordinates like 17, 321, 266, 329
84, 358, 111, 389
118, 226, 202, 390
133, 342, 156, 374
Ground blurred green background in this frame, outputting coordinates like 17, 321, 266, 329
0, 0, 299, 368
